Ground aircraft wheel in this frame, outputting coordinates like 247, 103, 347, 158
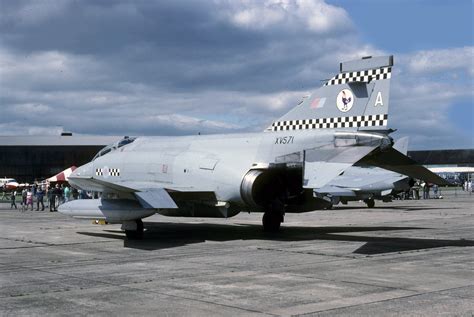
262, 212, 282, 232
365, 199, 375, 208
125, 219, 144, 240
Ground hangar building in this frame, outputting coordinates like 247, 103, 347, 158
0, 134, 120, 182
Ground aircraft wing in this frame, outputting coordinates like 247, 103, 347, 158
331, 168, 402, 187
316, 185, 357, 197
68, 176, 178, 209
134, 190, 178, 209
358, 147, 450, 185
303, 145, 376, 189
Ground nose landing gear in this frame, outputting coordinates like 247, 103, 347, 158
122, 219, 144, 240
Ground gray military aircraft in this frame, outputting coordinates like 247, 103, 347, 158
59, 55, 447, 239
318, 137, 413, 208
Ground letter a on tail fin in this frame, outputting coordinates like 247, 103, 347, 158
267, 55, 393, 132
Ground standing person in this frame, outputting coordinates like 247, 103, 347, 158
36, 186, 45, 211
22, 188, 27, 207
412, 181, 420, 200
433, 184, 439, 199
1, 185, 6, 201
64, 185, 70, 202
10, 190, 17, 209
46, 185, 51, 209
72, 187, 78, 200
26, 188, 34, 211
56, 184, 63, 208
50, 185, 57, 212
53, 184, 62, 211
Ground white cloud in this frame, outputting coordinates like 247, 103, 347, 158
1, 0, 72, 27
403, 46, 474, 76
14, 103, 51, 114
0, 48, 106, 91
0, 1, 471, 149
230, 2, 286, 29
220, 0, 351, 33
0, 122, 64, 136
388, 47, 474, 149
149, 114, 241, 131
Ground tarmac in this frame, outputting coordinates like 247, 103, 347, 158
0, 192, 473, 316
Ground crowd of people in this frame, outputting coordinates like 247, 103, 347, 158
406, 181, 440, 200
10, 183, 92, 211
6, 178, 473, 211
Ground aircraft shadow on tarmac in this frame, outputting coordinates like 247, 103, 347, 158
77, 222, 474, 254
332, 205, 461, 212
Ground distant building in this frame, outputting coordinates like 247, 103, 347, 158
1, 134, 473, 183
0, 134, 120, 182
408, 149, 474, 167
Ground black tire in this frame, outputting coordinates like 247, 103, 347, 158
125, 219, 144, 240
136, 219, 144, 233
125, 230, 141, 240
262, 212, 282, 232
366, 199, 375, 208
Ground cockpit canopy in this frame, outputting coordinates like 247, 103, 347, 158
93, 136, 136, 160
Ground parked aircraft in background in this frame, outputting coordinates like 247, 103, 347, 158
60, 55, 447, 239
318, 137, 413, 208
46, 166, 77, 183
1, 178, 22, 191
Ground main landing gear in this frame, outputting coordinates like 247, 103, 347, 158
122, 219, 144, 240
262, 212, 284, 232
364, 198, 375, 208
262, 198, 285, 232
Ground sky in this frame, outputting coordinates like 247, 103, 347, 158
0, 0, 472, 150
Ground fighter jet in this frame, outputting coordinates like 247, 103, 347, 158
60, 55, 447, 239
318, 137, 413, 208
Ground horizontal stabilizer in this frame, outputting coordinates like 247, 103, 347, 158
304, 145, 376, 189
393, 137, 409, 156
135, 189, 178, 209
359, 148, 450, 185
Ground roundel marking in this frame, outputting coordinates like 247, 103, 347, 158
103, 165, 110, 178
336, 89, 354, 112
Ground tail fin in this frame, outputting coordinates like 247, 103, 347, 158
268, 55, 393, 132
